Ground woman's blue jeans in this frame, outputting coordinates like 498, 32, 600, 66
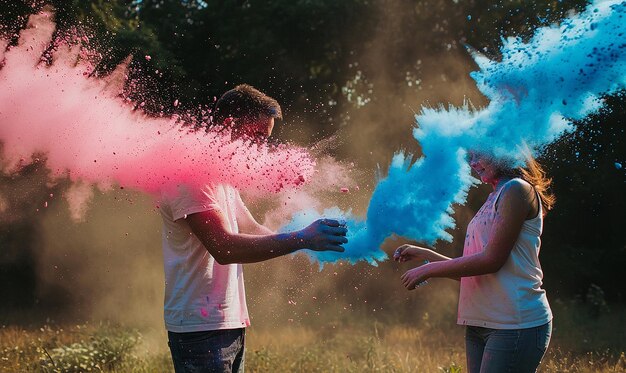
168, 328, 245, 373
465, 321, 552, 373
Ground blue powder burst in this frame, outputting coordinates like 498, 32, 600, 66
285, 0, 626, 266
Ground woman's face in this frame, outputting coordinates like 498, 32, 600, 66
468, 151, 501, 185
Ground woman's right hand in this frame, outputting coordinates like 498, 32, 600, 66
393, 244, 429, 263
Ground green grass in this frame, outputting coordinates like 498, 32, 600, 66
1, 301, 625, 372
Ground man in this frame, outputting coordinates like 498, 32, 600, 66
160, 84, 347, 373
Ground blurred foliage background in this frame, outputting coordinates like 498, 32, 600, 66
0, 0, 624, 332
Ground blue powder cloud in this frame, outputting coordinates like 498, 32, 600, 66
284, 0, 626, 266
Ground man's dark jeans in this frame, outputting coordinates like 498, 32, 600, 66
168, 328, 245, 373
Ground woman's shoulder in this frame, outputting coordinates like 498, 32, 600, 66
503, 177, 532, 191
498, 178, 536, 206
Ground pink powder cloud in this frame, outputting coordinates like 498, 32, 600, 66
0, 9, 315, 212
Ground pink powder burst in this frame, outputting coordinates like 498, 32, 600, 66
0, 10, 315, 211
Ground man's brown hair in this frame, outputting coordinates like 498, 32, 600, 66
213, 84, 282, 126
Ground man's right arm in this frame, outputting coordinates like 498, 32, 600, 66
185, 209, 347, 265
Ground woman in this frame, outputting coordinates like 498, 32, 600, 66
394, 151, 555, 373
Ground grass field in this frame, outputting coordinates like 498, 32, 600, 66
1, 300, 625, 372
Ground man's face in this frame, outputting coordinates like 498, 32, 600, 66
235, 116, 275, 140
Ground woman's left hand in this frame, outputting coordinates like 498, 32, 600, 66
401, 263, 432, 290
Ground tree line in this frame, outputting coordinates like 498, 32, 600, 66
0, 0, 623, 316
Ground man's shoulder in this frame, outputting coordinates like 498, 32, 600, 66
161, 182, 240, 204
159, 183, 219, 207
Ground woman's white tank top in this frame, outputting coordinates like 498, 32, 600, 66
457, 179, 552, 329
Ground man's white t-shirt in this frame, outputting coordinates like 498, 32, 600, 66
159, 184, 250, 333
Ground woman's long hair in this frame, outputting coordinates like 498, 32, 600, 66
503, 154, 556, 215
